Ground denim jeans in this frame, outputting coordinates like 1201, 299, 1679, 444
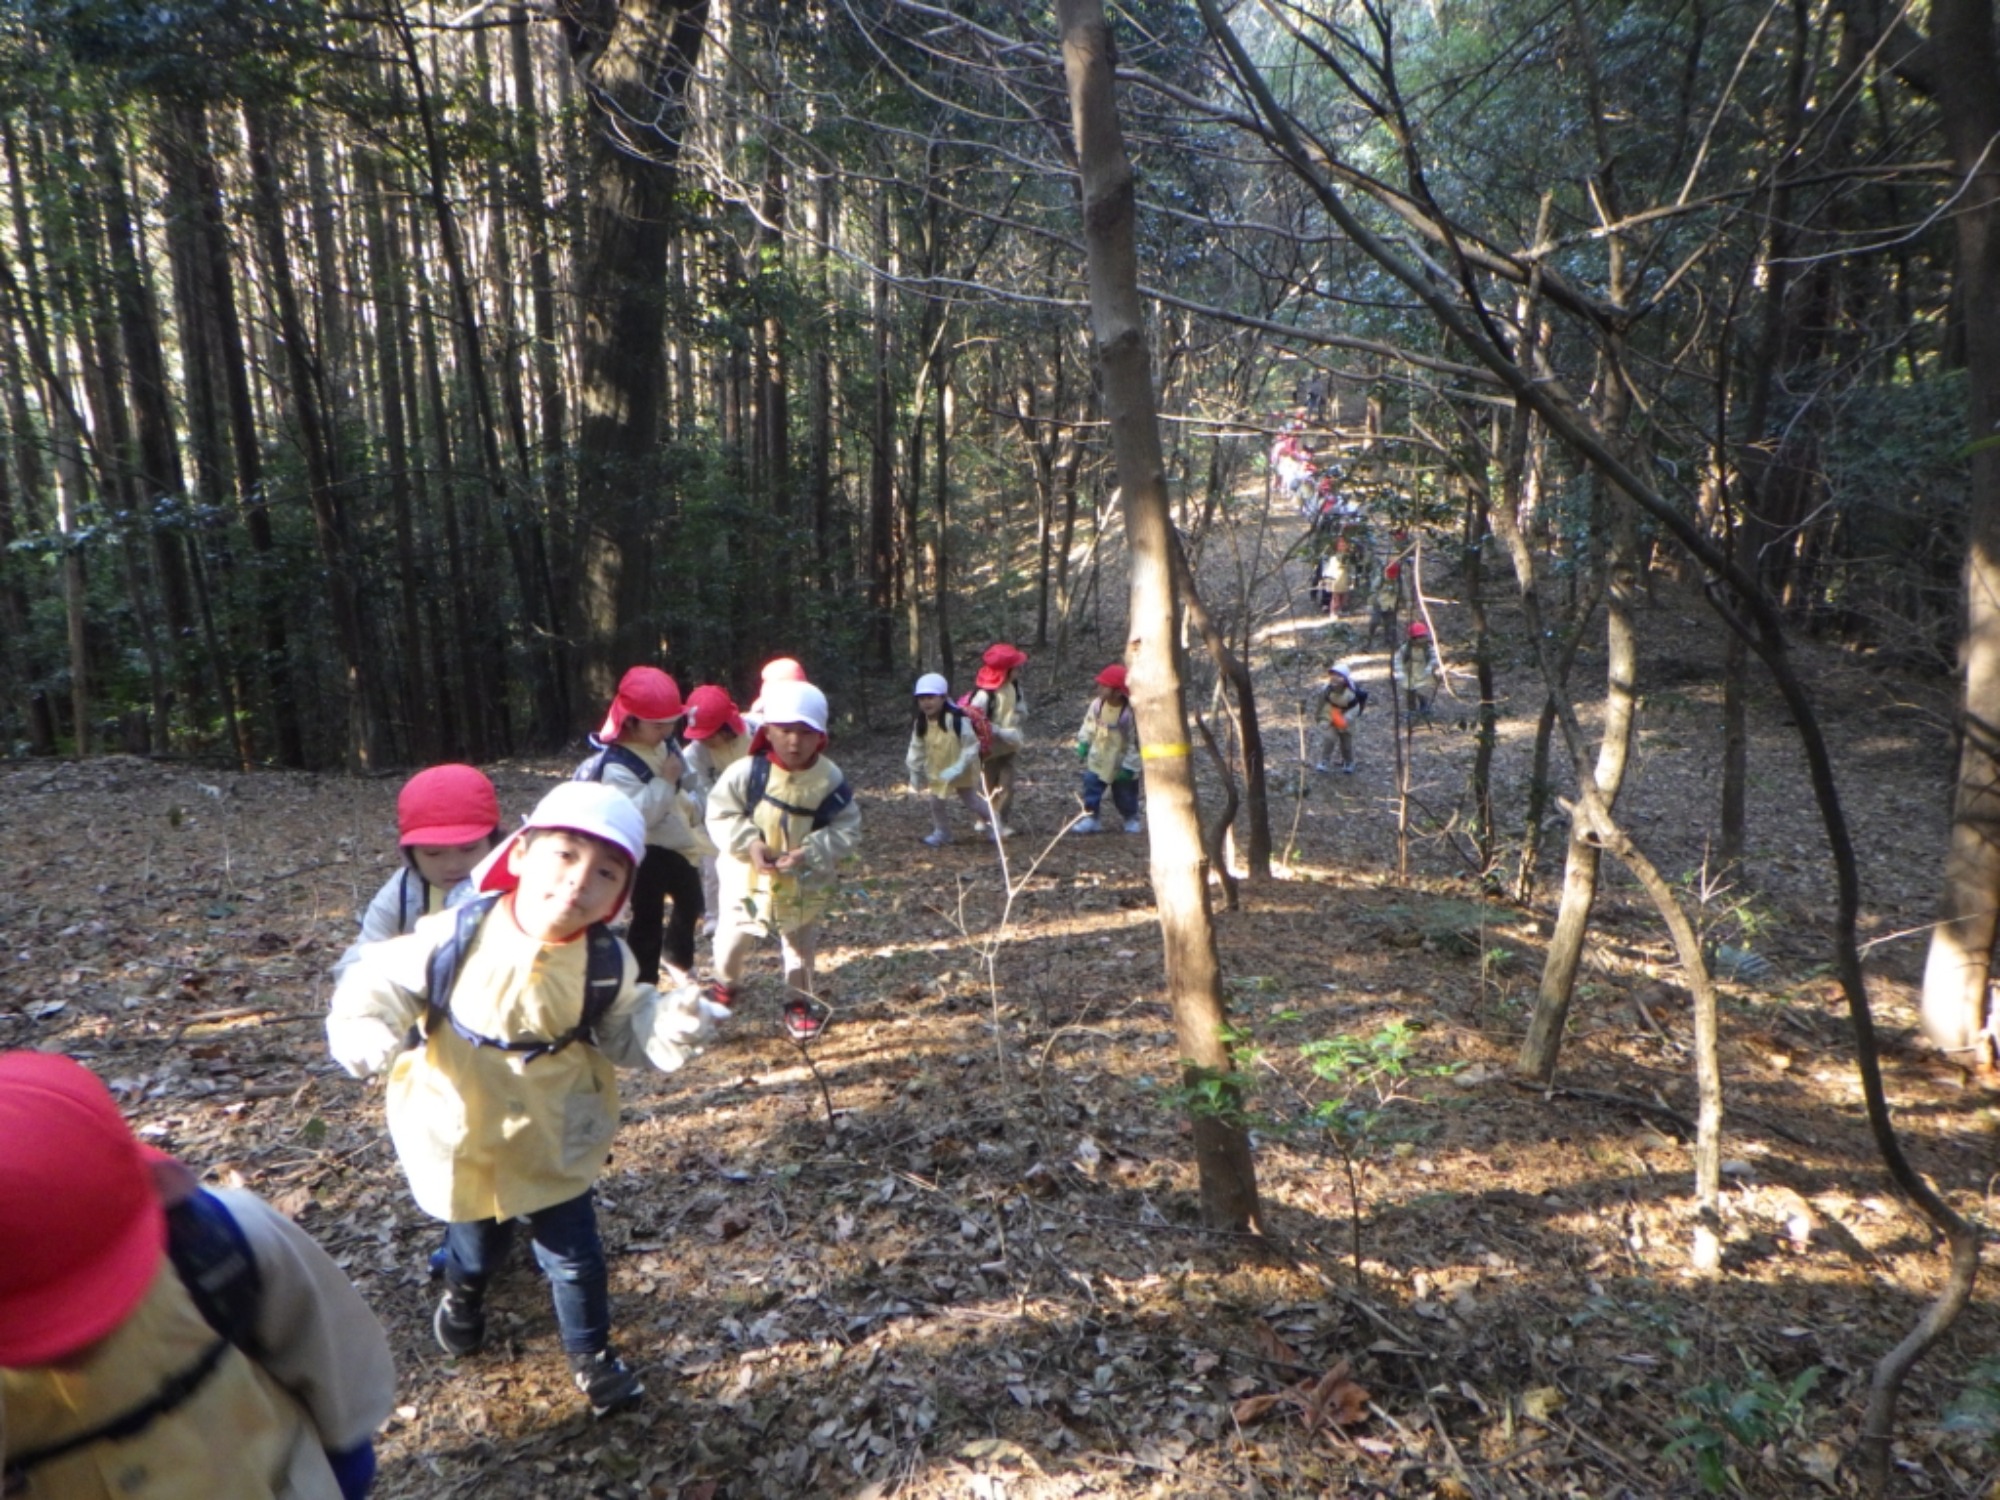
1082, 770, 1139, 819
444, 1188, 608, 1354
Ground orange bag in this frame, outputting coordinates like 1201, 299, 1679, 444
1329, 707, 1349, 732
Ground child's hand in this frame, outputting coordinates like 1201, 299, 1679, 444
327, 1016, 403, 1079
748, 840, 780, 875
775, 849, 810, 873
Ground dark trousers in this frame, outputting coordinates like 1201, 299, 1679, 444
444, 1189, 607, 1355
1082, 770, 1139, 818
628, 844, 703, 982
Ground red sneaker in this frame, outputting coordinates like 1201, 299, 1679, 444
782, 997, 830, 1042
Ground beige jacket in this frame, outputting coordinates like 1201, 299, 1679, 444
327, 903, 711, 1222
1, 1195, 393, 1500
906, 711, 981, 795
706, 753, 862, 933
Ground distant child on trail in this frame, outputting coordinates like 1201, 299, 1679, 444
906, 673, 985, 847
965, 643, 1029, 836
576, 667, 709, 987
333, 763, 500, 981
1365, 559, 1402, 648
1314, 661, 1369, 773
0, 1051, 396, 1499
1313, 544, 1352, 616
326, 782, 719, 1419
680, 684, 749, 939
1393, 620, 1442, 717
705, 680, 860, 1041
1075, 664, 1143, 835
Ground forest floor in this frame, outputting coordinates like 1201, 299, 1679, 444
3, 503, 1998, 1499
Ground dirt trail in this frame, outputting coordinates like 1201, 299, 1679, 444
0, 512, 1992, 1498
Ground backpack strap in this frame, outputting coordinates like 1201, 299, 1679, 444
744, 754, 853, 833
424, 895, 623, 1062
166, 1189, 264, 1358
577, 739, 654, 785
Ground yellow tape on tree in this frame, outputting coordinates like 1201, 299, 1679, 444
1140, 742, 1192, 760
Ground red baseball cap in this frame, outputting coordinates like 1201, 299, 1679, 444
683, 685, 746, 742
0, 1053, 167, 1365
1095, 664, 1129, 693
1408, 620, 1430, 639
975, 643, 1028, 691
398, 763, 500, 847
597, 667, 684, 740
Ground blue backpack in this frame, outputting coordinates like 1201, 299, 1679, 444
743, 753, 854, 832
422, 894, 624, 1062
574, 739, 655, 785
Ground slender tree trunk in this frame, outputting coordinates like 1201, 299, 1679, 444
243, 102, 384, 769
563, 0, 709, 705
1919, 0, 2000, 1062
1060, 0, 1260, 1234
868, 189, 896, 671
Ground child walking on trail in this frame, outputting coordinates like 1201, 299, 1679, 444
1314, 661, 1369, 773
1313, 544, 1353, 616
576, 667, 709, 987
1365, 559, 1403, 648
965, 643, 1029, 836
1075, 665, 1143, 834
333, 763, 500, 981
326, 782, 718, 1419
704, 680, 860, 1042
0, 1052, 396, 1499
1393, 620, 1442, 716
680, 684, 749, 939
906, 673, 985, 847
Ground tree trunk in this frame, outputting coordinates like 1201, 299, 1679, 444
1060, 0, 1260, 1234
1518, 462, 1640, 1081
243, 102, 385, 770
563, 0, 709, 705
1918, 0, 2000, 1062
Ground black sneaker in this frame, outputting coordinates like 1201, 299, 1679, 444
433, 1285, 486, 1356
782, 997, 830, 1042
570, 1349, 645, 1417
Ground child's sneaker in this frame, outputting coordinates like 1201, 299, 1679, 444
1123, 819, 1144, 834
921, 828, 951, 847
1312, 762, 1329, 773
1341, 761, 1357, 774
782, 997, 830, 1042
706, 981, 740, 1014
570, 1349, 645, 1417
1074, 815, 1102, 834
433, 1285, 486, 1356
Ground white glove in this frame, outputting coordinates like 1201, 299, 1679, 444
639, 982, 721, 1074
327, 1016, 403, 1079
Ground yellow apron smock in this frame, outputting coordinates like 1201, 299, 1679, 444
710, 755, 859, 935
909, 713, 980, 794
1077, 703, 1137, 784
385, 908, 620, 1224
1, 1266, 337, 1500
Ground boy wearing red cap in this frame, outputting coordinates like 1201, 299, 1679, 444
680, 685, 749, 937
327, 782, 718, 1418
577, 667, 709, 988
1074, 665, 1142, 834
0, 1052, 395, 1498
704, 680, 860, 1040
332, 763, 501, 981
965, 643, 1029, 836
1393, 620, 1442, 716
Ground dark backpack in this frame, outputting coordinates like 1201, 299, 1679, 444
743, 753, 855, 832
1, 1190, 267, 1488
574, 738, 655, 785
423, 894, 625, 1062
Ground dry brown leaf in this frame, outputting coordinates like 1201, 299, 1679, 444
1231, 1392, 1285, 1426
705, 1205, 753, 1240
1253, 1319, 1302, 1367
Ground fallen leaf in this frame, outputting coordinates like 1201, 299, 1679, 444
1232, 1392, 1284, 1425
705, 1206, 753, 1240
1253, 1319, 1302, 1367
1520, 1385, 1565, 1423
